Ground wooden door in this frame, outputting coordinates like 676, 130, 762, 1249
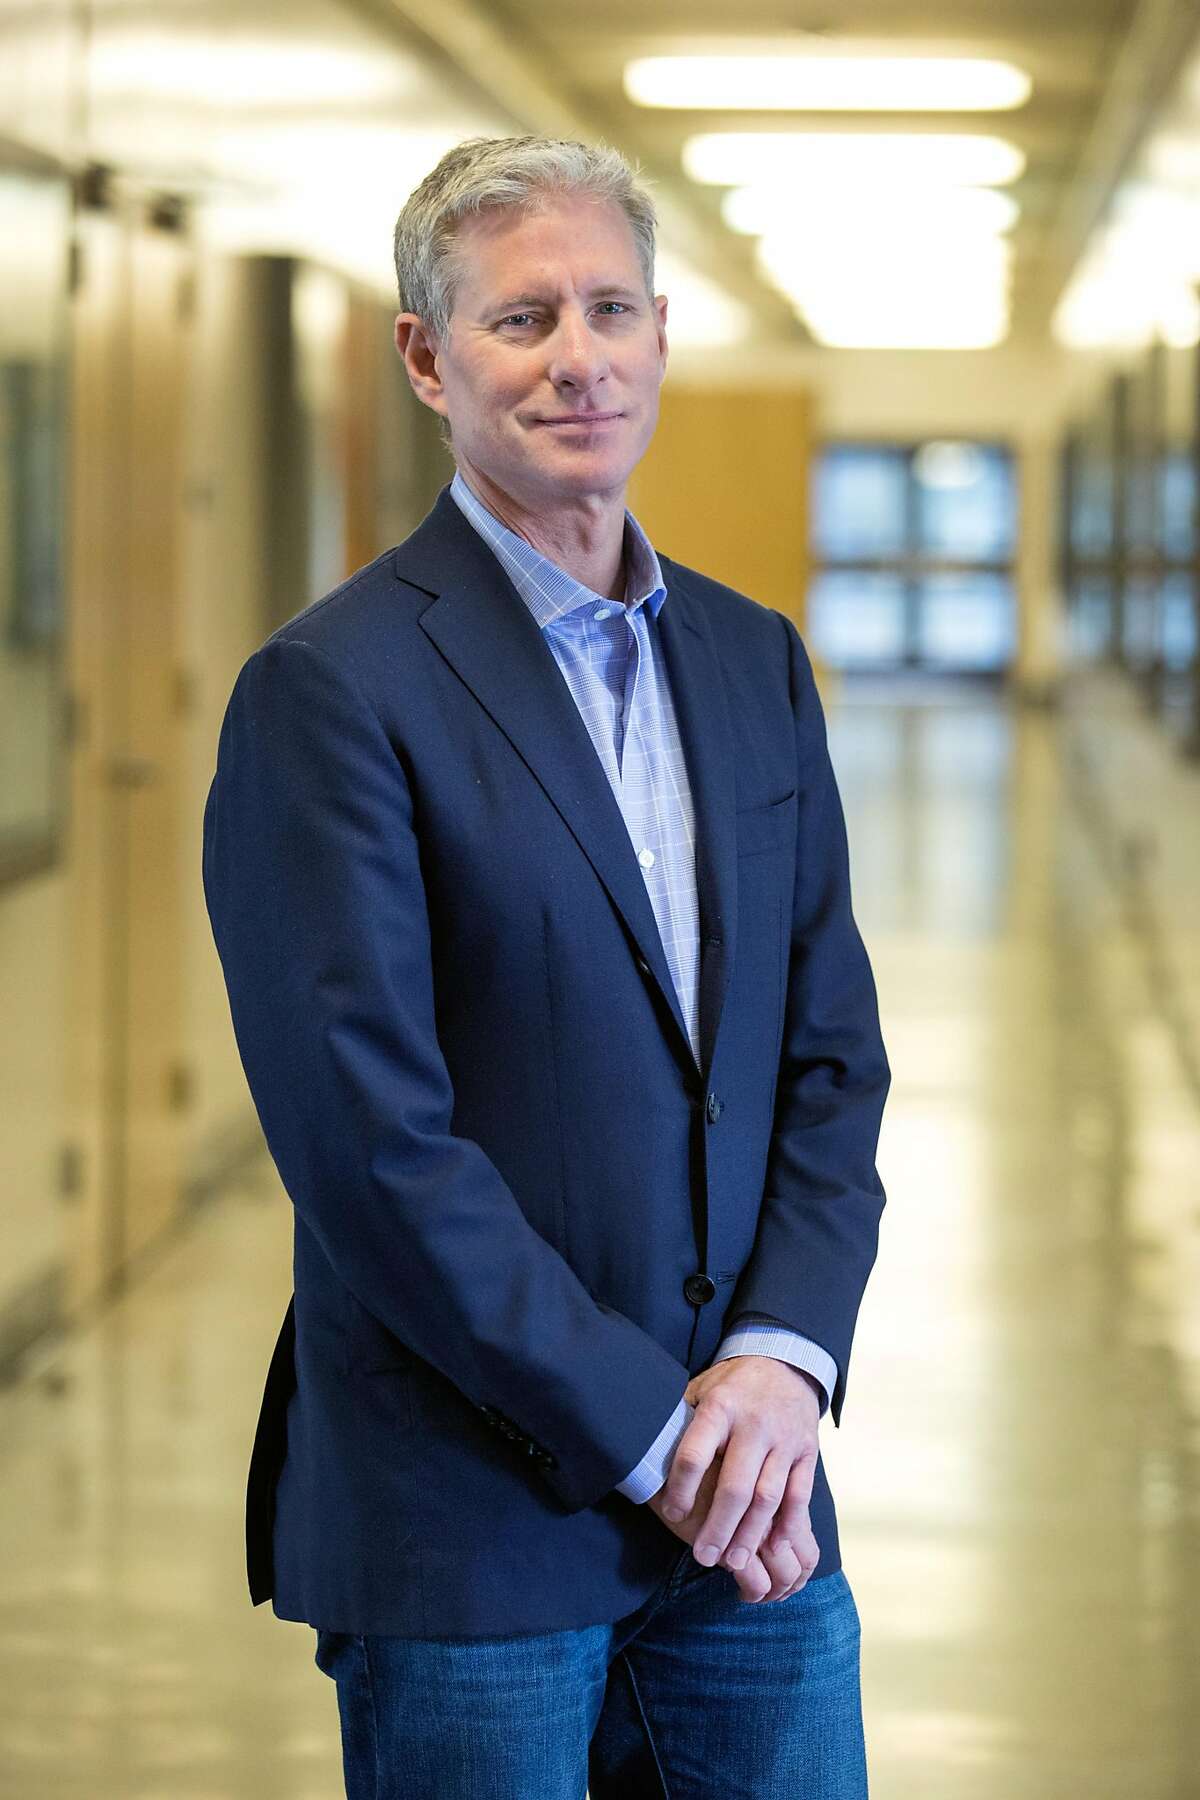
64, 178, 191, 1311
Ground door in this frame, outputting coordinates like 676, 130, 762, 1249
64, 174, 191, 1310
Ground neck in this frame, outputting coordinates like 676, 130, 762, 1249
456, 462, 629, 602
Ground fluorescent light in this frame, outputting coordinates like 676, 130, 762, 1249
723, 183, 1020, 237
92, 30, 420, 107
1108, 185, 1200, 280
208, 123, 463, 196
684, 132, 1026, 187
626, 54, 1031, 112
652, 248, 754, 346
1053, 238, 1200, 351
800, 301, 1010, 348
759, 241, 1012, 345
755, 232, 1012, 292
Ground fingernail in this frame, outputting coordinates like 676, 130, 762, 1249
663, 1505, 685, 1522
695, 1543, 719, 1566
726, 1548, 749, 1570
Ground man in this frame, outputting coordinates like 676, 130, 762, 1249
203, 133, 890, 1798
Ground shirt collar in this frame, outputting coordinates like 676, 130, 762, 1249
449, 467, 668, 632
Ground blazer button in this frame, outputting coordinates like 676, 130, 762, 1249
635, 954, 651, 976
683, 1272, 716, 1306
705, 1092, 724, 1123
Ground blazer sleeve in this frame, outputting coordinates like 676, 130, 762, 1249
202, 634, 691, 1513
721, 611, 891, 1427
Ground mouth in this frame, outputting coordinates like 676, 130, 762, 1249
535, 412, 623, 429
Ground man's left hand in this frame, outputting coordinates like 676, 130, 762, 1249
658, 1356, 821, 1584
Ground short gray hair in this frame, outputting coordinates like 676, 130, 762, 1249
392, 134, 659, 347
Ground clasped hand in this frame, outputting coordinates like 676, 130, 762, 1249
646, 1356, 821, 1603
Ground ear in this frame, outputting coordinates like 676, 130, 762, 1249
394, 313, 448, 418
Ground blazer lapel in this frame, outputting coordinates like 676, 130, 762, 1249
393, 486, 737, 1080
654, 559, 738, 1078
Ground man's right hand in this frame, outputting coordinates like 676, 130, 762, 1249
646, 1457, 817, 1603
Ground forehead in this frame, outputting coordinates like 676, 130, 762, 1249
450, 195, 641, 302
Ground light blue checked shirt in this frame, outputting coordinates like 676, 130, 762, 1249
449, 469, 837, 1503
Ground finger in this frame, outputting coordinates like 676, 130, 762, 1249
752, 1533, 803, 1603
764, 1509, 820, 1599
720, 1446, 792, 1571
730, 1551, 772, 1604
661, 1406, 729, 1521
767, 1453, 817, 1551
773, 1548, 819, 1603
691, 1433, 769, 1566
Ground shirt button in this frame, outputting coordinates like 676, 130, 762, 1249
595, 605, 612, 619
638, 848, 655, 869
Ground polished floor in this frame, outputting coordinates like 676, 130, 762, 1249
1, 671, 1197, 1799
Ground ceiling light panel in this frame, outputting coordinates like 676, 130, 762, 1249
722, 183, 1020, 236
626, 54, 1031, 112
684, 133, 1026, 187
91, 30, 422, 108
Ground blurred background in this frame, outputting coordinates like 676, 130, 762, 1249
2, 1, 1199, 1795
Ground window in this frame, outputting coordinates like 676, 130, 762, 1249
809, 440, 1018, 673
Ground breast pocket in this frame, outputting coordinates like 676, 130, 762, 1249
735, 787, 796, 857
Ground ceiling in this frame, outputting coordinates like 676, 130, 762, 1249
6, 0, 1200, 349
373, 0, 1200, 345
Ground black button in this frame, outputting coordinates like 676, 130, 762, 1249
635, 954, 651, 976
705, 1092, 723, 1123
684, 1272, 717, 1306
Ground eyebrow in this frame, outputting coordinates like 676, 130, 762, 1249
489, 285, 642, 312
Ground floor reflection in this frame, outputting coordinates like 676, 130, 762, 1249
0, 677, 1196, 1798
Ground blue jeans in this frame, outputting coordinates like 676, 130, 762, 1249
313, 1550, 867, 1798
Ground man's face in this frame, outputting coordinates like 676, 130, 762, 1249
410, 194, 668, 509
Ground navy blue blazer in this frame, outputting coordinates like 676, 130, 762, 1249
202, 480, 891, 1637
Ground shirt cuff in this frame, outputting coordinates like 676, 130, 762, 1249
614, 1395, 695, 1504
711, 1319, 837, 1418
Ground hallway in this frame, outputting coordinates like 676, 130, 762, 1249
1, 677, 1195, 1799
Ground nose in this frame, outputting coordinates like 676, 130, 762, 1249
545, 304, 611, 392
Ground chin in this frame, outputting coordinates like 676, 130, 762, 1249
538, 445, 630, 477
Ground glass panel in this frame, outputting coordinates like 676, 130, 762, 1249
1161, 449, 1195, 562
1160, 575, 1197, 670
1074, 444, 1114, 558
913, 442, 1016, 559
1071, 580, 1115, 661
808, 571, 906, 667
1121, 580, 1159, 666
812, 446, 907, 560
914, 573, 1015, 670
0, 164, 70, 876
